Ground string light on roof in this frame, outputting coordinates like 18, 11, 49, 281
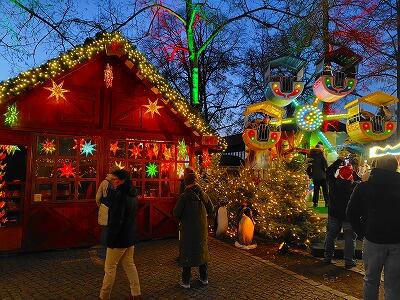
0, 32, 226, 149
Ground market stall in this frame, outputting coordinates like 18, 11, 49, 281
0, 33, 224, 252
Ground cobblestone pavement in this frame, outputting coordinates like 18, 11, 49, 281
0, 238, 357, 300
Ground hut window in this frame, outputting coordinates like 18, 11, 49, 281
109, 139, 190, 199
32, 135, 99, 203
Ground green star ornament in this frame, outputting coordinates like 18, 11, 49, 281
146, 162, 158, 178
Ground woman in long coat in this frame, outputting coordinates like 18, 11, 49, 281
173, 172, 214, 289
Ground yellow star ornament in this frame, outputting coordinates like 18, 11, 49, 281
45, 80, 69, 102
143, 99, 163, 118
114, 161, 125, 170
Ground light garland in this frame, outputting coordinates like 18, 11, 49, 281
0, 32, 226, 150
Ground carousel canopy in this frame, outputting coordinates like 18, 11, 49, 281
345, 91, 399, 109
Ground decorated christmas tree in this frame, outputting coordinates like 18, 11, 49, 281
197, 154, 323, 245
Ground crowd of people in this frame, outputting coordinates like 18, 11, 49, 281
95, 167, 217, 299
308, 143, 400, 300
95, 147, 400, 300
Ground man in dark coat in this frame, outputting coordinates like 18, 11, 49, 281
347, 155, 400, 300
99, 169, 142, 300
308, 145, 329, 207
324, 160, 357, 268
173, 172, 214, 289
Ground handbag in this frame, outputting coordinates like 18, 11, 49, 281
97, 181, 112, 226
98, 203, 108, 226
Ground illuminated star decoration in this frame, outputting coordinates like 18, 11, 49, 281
163, 146, 172, 160
143, 99, 163, 118
161, 162, 172, 172
4, 103, 19, 126
110, 141, 120, 156
115, 161, 125, 170
104, 63, 113, 88
58, 162, 75, 178
145, 143, 155, 159
146, 162, 158, 178
41, 139, 56, 154
129, 144, 141, 159
0, 145, 20, 155
73, 138, 85, 151
44, 80, 69, 102
177, 164, 185, 178
153, 143, 159, 158
177, 139, 187, 160
80, 140, 96, 156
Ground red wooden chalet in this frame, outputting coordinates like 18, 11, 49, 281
0, 32, 225, 252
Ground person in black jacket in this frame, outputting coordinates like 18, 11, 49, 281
308, 145, 329, 207
173, 172, 214, 289
324, 159, 357, 269
99, 169, 142, 300
347, 155, 400, 300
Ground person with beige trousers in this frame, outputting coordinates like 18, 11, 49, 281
99, 169, 142, 300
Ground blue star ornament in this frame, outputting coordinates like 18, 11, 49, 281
81, 140, 96, 156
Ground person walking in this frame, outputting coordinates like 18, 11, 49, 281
347, 155, 400, 300
173, 172, 214, 289
324, 159, 357, 269
308, 144, 329, 207
99, 169, 142, 300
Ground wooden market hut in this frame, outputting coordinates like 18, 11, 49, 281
0, 32, 225, 252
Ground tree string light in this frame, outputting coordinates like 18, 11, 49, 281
196, 153, 324, 245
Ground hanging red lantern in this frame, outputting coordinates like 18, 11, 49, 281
202, 148, 211, 168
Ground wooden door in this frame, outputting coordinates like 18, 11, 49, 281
0, 144, 27, 251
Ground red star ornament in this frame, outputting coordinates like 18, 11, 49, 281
58, 162, 75, 178
129, 144, 141, 159
110, 141, 120, 156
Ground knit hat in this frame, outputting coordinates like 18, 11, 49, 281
337, 165, 353, 181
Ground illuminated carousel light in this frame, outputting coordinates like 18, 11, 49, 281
295, 105, 323, 132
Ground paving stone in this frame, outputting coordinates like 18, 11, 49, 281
0, 238, 357, 299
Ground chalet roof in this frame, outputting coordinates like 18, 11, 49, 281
0, 32, 226, 149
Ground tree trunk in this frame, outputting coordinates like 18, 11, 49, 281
186, 0, 199, 106
199, 53, 208, 121
397, 0, 400, 136
321, 0, 330, 132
